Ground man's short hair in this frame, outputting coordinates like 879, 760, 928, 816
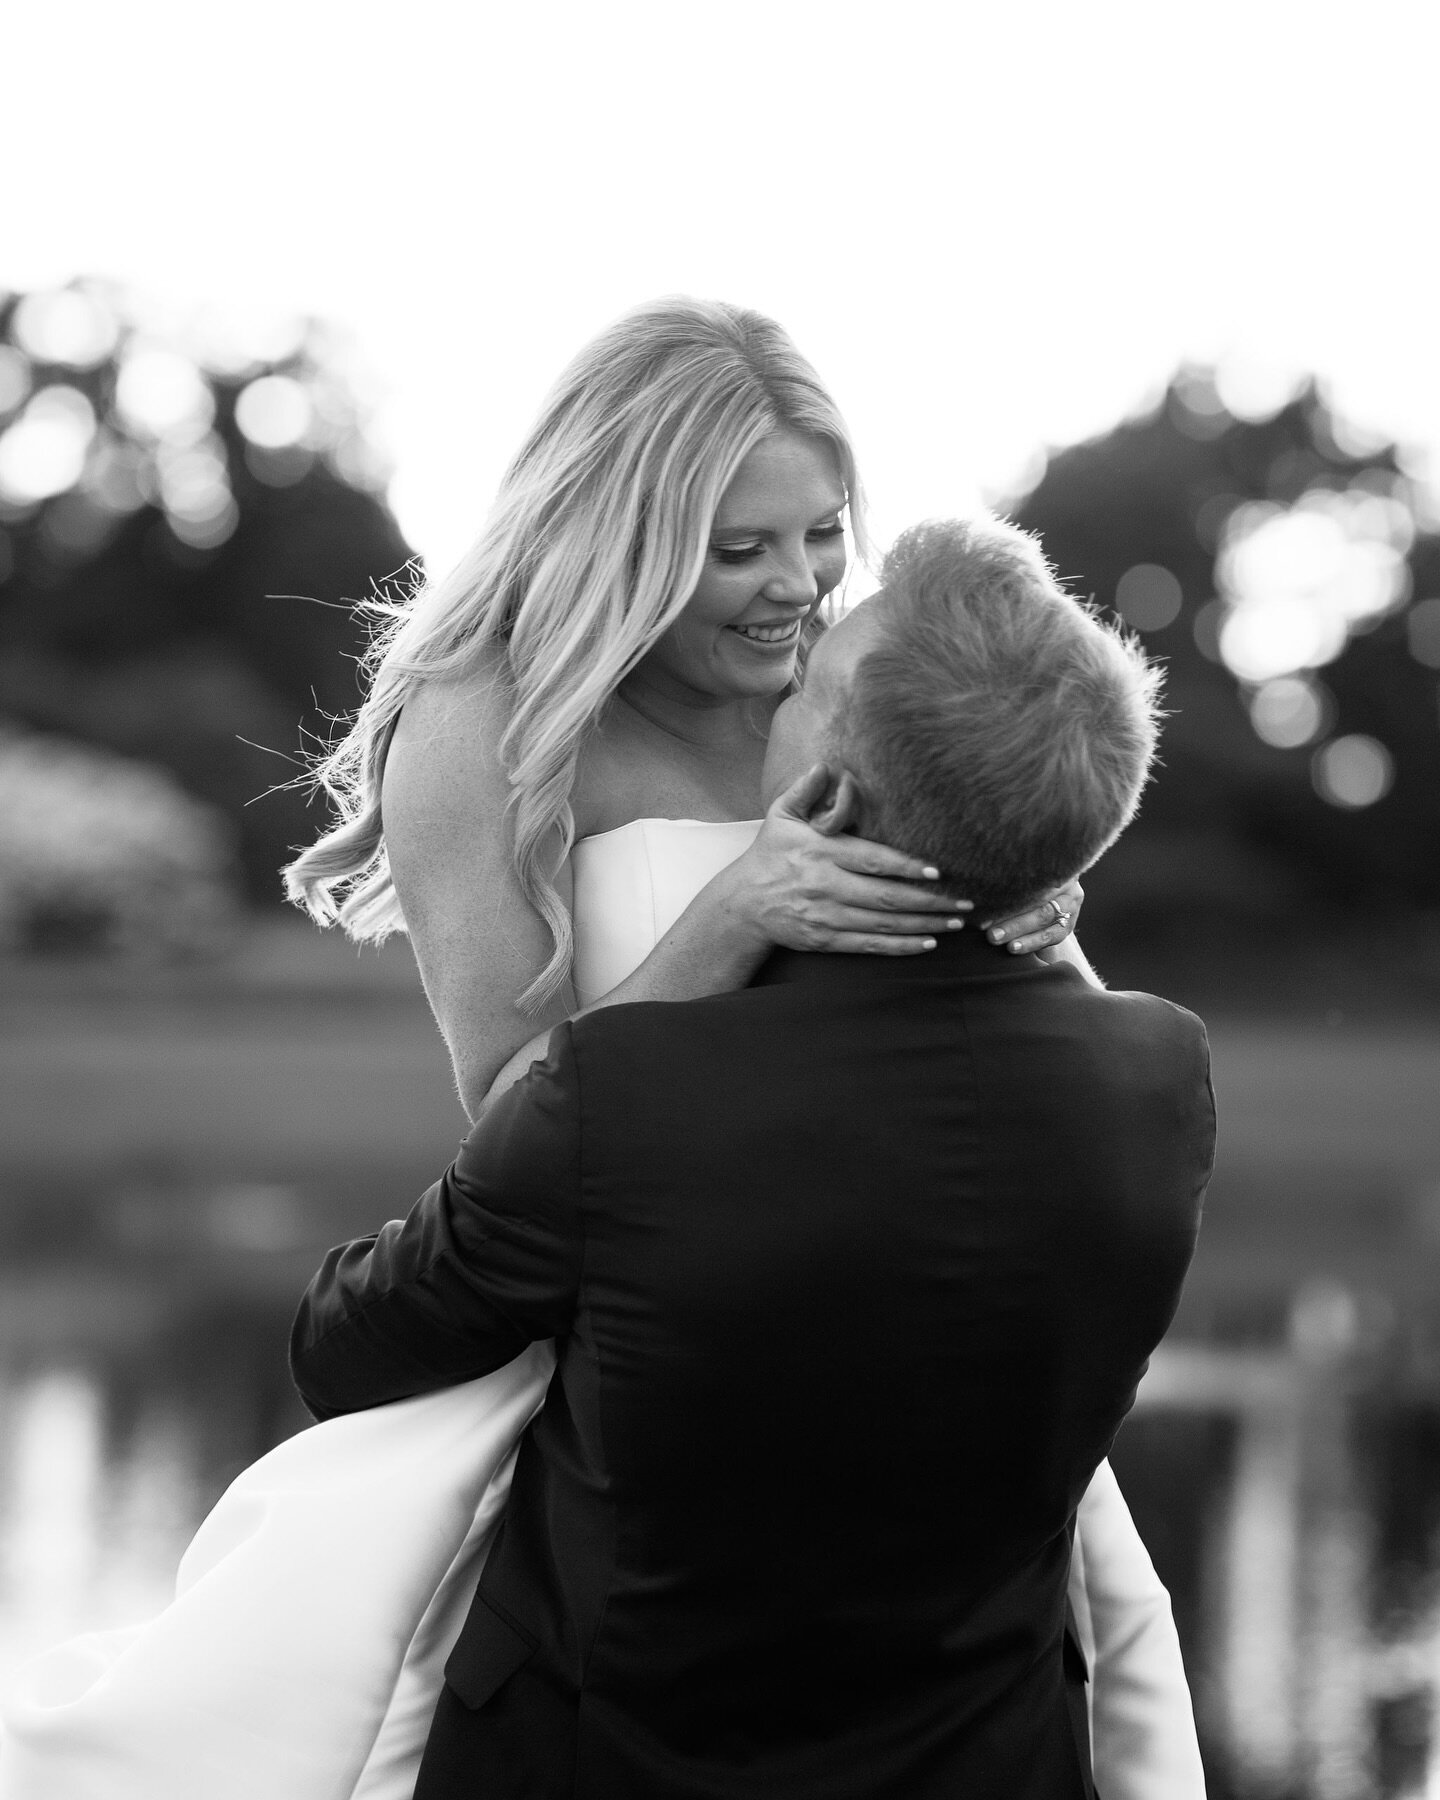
838, 517, 1163, 915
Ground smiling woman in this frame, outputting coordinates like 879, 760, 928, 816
284, 295, 991, 1117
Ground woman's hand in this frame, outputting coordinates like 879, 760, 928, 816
718, 763, 970, 957
981, 879, 1085, 956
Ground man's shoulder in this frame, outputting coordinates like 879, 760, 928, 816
1045, 966, 1209, 1050
1097, 982, 1208, 1040
977, 969, 1213, 1131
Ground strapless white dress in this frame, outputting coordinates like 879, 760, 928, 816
0, 820, 1204, 1800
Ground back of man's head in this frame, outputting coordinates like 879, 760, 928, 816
840, 517, 1163, 915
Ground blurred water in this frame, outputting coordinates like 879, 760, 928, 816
0, 1266, 305, 1681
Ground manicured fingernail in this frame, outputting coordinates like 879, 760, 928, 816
954, 900, 974, 911
921, 866, 941, 881
989, 928, 1006, 943
1009, 940, 1026, 953
922, 937, 938, 950
946, 917, 965, 930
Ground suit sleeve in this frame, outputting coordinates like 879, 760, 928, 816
290, 1025, 583, 1421
1068, 1460, 1207, 1798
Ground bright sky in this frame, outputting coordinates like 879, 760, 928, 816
4, 0, 1438, 580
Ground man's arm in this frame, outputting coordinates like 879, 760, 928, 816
290, 1027, 583, 1421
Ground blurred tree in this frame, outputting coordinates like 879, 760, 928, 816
0, 727, 238, 956
1011, 375, 1440, 962
0, 280, 414, 902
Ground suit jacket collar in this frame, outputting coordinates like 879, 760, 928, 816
751, 927, 1055, 989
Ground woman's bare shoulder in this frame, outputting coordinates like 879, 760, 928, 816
381, 653, 519, 908
385, 650, 512, 800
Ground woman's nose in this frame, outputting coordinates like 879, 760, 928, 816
763, 544, 820, 604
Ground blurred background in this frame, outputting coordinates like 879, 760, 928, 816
1, 2, 1438, 1794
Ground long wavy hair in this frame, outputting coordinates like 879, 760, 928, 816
283, 296, 867, 1010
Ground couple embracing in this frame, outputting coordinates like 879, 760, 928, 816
1, 300, 1213, 1798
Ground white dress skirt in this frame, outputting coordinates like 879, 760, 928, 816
0, 820, 1204, 1800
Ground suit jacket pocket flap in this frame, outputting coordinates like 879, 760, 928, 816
443, 1593, 539, 1711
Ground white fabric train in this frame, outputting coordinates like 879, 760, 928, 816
0, 1345, 553, 1800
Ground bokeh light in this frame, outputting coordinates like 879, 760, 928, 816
326, 434, 391, 494
81, 435, 154, 514
1311, 735, 1394, 809
1115, 562, 1183, 631
1215, 492, 1411, 683
114, 349, 215, 444
244, 443, 314, 487
1219, 592, 1346, 684
1248, 675, 1333, 749
11, 288, 120, 370
185, 304, 307, 379
1192, 597, 1224, 662
235, 375, 312, 450
156, 435, 237, 549
0, 386, 97, 505
1171, 369, 1229, 441
1406, 597, 1440, 668
1213, 350, 1307, 425
0, 348, 32, 418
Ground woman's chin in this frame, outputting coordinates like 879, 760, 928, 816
714, 642, 801, 697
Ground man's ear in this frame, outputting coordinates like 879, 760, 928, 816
809, 767, 863, 838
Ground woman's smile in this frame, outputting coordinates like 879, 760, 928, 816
728, 617, 805, 647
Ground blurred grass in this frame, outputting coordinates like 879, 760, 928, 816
1, 916, 1439, 1342
0, 917, 461, 1235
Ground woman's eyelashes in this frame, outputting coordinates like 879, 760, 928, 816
709, 522, 846, 566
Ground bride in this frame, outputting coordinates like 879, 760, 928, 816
0, 298, 1202, 1798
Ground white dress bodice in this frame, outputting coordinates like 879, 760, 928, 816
571, 818, 761, 1005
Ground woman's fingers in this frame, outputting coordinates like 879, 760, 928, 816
796, 871, 971, 941
826, 931, 942, 956
823, 875, 966, 923
752, 780, 975, 950
816, 835, 974, 903
982, 881, 1085, 954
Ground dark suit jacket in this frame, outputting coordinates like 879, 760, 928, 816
292, 932, 1213, 1799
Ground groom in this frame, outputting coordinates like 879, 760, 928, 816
292, 517, 1214, 1799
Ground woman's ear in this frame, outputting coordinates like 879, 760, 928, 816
810, 767, 862, 838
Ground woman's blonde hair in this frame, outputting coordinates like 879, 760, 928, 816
283, 296, 866, 1009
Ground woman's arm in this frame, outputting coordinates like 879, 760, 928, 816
1068, 1459, 1207, 1798
385, 679, 965, 1119
382, 668, 576, 1119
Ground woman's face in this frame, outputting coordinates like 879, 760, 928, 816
633, 432, 850, 707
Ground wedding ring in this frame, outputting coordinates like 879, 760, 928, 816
1047, 897, 1066, 925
